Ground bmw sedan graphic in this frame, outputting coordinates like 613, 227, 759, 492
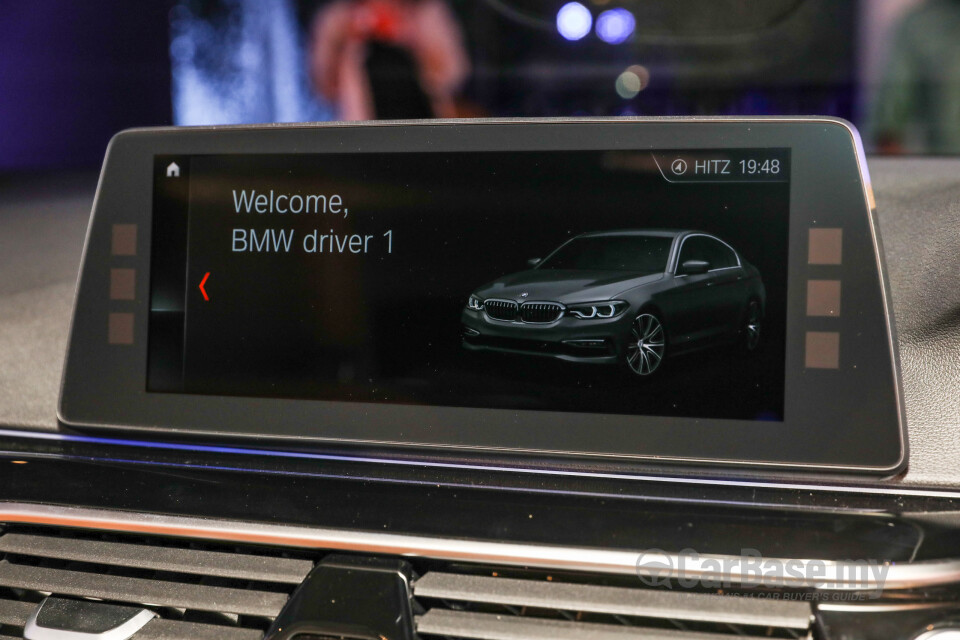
462, 230, 766, 376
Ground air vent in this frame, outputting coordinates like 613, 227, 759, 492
0, 526, 314, 640
0, 518, 818, 640
412, 571, 814, 640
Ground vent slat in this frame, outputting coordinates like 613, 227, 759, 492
0, 560, 287, 617
0, 533, 311, 584
137, 619, 265, 640
417, 609, 775, 640
0, 598, 262, 640
0, 598, 34, 626
413, 573, 811, 630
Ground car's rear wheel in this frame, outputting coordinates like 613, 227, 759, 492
743, 299, 762, 351
625, 312, 665, 376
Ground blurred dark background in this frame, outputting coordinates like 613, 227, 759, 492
2, 0, 954, 171
1, 4, 173, 170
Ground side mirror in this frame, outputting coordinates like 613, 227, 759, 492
527, 257, 541, 267
679, 259, 710, 275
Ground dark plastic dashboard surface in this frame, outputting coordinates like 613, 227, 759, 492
56, 118, 904, 475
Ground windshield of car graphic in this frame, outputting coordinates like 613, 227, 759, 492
537, 235, 673, 273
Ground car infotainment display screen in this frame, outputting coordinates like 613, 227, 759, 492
148, 149, 790, 422
59, 119, 905, 474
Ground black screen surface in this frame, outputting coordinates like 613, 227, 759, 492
149, 149, 790, 422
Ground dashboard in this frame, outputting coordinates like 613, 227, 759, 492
1, 119, 959, 640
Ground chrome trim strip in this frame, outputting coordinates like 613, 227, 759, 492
23, 598, 156, 640
2, 503, 959, 591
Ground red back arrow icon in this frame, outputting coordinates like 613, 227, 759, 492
199, 272, 210, 301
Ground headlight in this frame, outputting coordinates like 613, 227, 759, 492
467, 295, 484, 310
566, 300, 628, 319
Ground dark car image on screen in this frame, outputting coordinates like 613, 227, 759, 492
462, 230, 766, 377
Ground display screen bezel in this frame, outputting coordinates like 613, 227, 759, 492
58, 118, 906, 475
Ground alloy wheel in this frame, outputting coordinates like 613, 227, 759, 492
626, 313, 665, 376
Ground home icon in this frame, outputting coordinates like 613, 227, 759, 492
166, 162, 180, 178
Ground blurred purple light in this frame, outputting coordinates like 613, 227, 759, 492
596, 8, 635, 45
556, 2, 592, 41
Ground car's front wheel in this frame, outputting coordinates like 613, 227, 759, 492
625, 312, 665, 377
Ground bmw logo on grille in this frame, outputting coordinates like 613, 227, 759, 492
520, 292, 529, 298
